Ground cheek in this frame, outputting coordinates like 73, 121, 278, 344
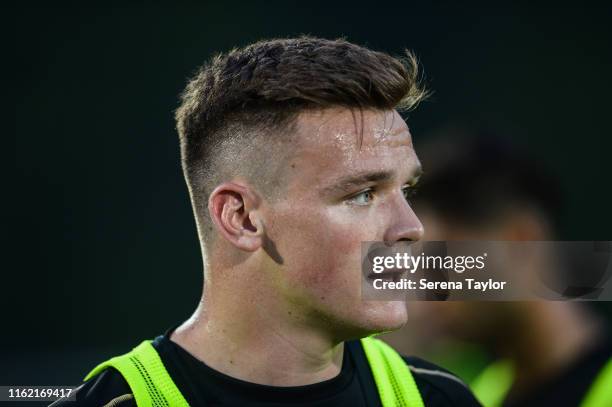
270, 204, 365, 288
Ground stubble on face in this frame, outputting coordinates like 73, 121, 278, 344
260, 107, 422, 337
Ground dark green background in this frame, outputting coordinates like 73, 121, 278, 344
7, 2, 611, 385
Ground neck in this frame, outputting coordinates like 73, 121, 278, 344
170, 275, 345, 387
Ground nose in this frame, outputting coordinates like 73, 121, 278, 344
382, 194, 425, 244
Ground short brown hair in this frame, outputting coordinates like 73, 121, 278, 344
175, 36, 427, 238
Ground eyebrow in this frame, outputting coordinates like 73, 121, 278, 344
320, 166, 423, 196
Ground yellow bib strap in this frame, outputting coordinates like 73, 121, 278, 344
581, 357, 612, 407
83, 340, 190, 407
361, 336, 425, 407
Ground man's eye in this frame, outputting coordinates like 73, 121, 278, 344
402, 186, 418, 202
346, 189, 374, 205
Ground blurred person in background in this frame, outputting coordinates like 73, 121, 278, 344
383, 127, 612, 407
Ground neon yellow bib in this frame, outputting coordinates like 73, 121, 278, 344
85, 336, 424, 407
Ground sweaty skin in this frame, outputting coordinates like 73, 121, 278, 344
171, 108, 424, 387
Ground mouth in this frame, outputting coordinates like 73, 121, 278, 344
367, 269, 407, 283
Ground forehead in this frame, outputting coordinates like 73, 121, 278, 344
290, 108, 418, 178
297, 107, 413, 148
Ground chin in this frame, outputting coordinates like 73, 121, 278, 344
375, 301, 409, 330
350, 301, 409, 337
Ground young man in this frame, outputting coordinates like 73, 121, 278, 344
53, 37, 480, 406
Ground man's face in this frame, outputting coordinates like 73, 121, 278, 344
260, 108, 423, 338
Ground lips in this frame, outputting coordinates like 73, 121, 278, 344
367, 268, 407, 282
361, 241, 415, 285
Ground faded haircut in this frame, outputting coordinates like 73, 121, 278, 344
175, 36, 428, 242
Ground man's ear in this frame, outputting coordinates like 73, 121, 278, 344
208, 182, 264, 251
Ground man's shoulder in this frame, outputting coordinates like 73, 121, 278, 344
401, 354, 481, 406
346, 338, 481, 406
49, 367, 134, 407
50, 335, 171, 406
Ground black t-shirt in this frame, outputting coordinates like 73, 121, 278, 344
51, 326, 480, 406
